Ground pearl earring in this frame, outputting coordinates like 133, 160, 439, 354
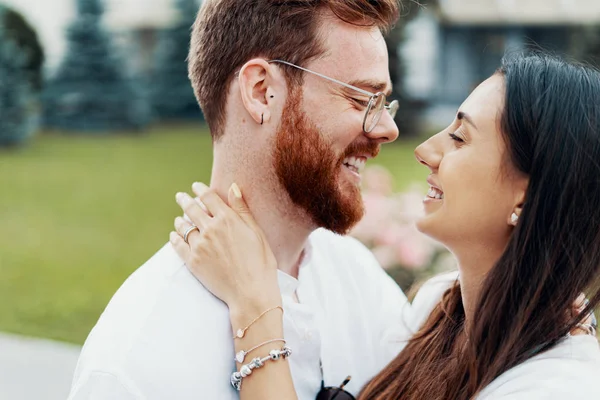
511, 212, 519, 224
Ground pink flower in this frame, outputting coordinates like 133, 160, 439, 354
350, 165, 445, 271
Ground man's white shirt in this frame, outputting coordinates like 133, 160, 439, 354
68, 229, 411, 399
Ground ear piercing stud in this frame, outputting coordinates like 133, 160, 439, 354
511, 213, 519, 224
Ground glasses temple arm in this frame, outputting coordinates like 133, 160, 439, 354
268, 59, 375, 97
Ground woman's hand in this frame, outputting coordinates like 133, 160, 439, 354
170, 182, 280, 313
570, 294, 598, 337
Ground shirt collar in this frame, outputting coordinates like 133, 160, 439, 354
277, 236, 315, 297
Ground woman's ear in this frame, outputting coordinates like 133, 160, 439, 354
237, 59, 281, 126
509, 178, 527, 226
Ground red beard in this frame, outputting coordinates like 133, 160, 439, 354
273, 88, 379, 234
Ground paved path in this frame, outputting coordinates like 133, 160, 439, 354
0, 332, 81, 400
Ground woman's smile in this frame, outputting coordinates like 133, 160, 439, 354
423, 177, 444, 204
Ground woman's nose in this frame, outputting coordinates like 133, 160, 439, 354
414, 134, 442, 172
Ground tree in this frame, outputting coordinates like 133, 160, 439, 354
151, 0, 202, 120
0, 9, 35, 146
43, 0, 150, 132
3, 6, 44, 92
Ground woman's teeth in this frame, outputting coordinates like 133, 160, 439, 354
427, 186, 444, 200
343, 156, 366, 173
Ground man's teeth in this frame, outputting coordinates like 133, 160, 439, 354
427, 186, 444, 200
343, 156, 366, 173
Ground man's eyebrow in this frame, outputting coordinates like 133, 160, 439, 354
457, 111, 478, 130
347, 79, 393, 97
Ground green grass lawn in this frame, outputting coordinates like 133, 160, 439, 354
0, 125, 427, 344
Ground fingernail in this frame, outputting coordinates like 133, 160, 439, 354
176, 192, 183, 202
231, 183, 242, 199
192, 182, 208, 193
178, 193, 191, 205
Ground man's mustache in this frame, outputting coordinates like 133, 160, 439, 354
342, 140, 381, 161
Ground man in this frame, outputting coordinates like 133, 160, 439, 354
68, 1, 410, 398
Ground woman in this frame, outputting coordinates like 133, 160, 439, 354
170, 52, 600, 399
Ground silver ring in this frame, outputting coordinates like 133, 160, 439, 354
183, 225, 200, 244
591, 312, 597, 330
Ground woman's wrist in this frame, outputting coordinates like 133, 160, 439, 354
227, 288, 282, 316
229, 303, 284, 340
229, 300, 283, 326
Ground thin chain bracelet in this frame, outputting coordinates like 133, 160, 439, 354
235, 338, 286, 363
230, 346, 292, 391
233, 306, 284, 340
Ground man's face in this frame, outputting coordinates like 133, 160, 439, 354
273, 18, 399, 234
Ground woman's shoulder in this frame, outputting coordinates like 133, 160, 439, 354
477, 335, 600, 399
408, 271, 459, 330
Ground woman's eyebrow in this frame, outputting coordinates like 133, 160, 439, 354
457, 111, 478, 130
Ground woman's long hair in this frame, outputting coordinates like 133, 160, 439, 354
359, 52, 600, 400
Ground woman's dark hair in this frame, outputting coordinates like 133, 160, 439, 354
359, 52, 600, 400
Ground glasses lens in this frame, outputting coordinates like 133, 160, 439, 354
364, 93, 386, 133
316, 388, 356, 400
387, 99, 399, 119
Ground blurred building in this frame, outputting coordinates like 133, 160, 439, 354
1, 0, 183, 73
7, 0, 600, 130
402, 0, 600, 129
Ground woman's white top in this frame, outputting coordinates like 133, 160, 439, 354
384, 272, 600, 399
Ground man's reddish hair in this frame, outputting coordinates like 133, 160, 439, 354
188, 0, 399, 140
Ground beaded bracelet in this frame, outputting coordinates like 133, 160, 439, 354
235, 338, 286, 363
230, 346, 292, 391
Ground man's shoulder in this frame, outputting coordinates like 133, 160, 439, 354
75, 243, 232, 379
309, 228, 374, 260
94, 242, 226, 326
307, 229, 402, 296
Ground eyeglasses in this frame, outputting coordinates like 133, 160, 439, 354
316, 376, 356, 400
268, 60, 399, 134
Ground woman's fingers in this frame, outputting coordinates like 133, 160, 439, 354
170, 231, 191, 261
176, 192, 211, 228
192, 182, 231, 218
227, 183, 257, 227
569, 294, 597, 336
174, 217, 202, 245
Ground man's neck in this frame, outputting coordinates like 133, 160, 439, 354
240, 187, 312, 278
209, 153, 314, 278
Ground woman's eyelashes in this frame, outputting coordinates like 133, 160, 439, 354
448, 132, 464, 142
448, 127, 466, 143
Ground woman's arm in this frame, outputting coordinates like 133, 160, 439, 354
170, 182, 298, 400
228, 304, 297, 400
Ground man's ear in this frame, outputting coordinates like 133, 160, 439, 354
237, 59, 284, 126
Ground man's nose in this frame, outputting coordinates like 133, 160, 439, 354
365, 111, 399, 144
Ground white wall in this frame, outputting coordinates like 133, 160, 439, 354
400, 9, 440, 100
3, 0, 181, 71
439, 0, 600, 25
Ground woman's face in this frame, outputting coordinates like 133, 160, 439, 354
414, 75, 528, 256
